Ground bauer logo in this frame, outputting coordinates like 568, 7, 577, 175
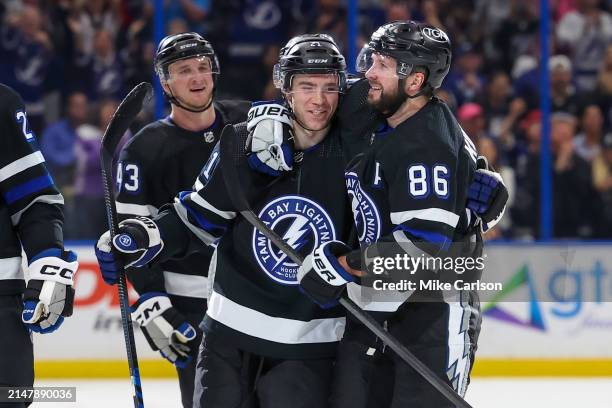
252, 195, 336, 285
345, 172, 381, 246
422, 27, 449, 43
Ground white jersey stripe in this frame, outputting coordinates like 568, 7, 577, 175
0, 257, 23, 280
346, 282, 411, 312
11, 194, 64, 225
207, 291, 345, 344
163, 271, 209, 299
0, 151, 45, 182
390, 208, 459, 228
189, 192, 236, 220
115, 201, 158, 217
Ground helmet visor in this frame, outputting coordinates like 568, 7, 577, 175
356, 45, 413, 79
161, 55, 219, 82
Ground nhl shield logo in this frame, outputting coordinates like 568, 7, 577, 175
252, 195, 336, 285
345, 172, 381, 246
203, 131, 215, 143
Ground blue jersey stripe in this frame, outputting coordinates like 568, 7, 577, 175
4, 174, 54, 204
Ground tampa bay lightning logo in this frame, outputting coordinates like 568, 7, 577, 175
345, 172, 381, 246
252, 195, 336, 285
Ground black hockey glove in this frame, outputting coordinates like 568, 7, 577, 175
468, 156, 508, 232
297, 241, 354, 308
95, 216, 164, 284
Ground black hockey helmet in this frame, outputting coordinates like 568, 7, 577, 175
154, 32, 220, 83
274, 34, 347, 92
357, 21, 451, 90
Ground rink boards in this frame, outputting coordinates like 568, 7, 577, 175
32, 242, 612, 377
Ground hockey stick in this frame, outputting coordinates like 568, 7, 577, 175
100, 82, 153, 408
219, 125, 473, 408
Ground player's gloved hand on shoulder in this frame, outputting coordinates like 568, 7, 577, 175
297, 241, 354, 308
246, 101, 294, 176
22, 249, 79, 333
468, 156, 508, 232
131, 293, 200, 368
95, 216, 164, 285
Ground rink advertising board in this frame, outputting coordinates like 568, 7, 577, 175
33, 243, 612, 377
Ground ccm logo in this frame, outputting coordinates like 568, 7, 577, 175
315, 257, 336, 282
179, 43, 197, 50
134, 301, 161, 325
308, 59, 329, 63
41, 265, 74, 279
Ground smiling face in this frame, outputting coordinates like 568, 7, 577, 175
364, 53, 406, 115
164, 56, 215, 112
286, 73, 340, 132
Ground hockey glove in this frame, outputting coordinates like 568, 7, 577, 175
22, 249, 79, 334
95, 216, 164, 285
246, 101, 294, 176
297, 241, 354, 308
468, 156, 508, 232
131, 293, 200, 368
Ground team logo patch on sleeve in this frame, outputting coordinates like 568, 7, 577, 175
345, 172, 381, 246
252, 195, 336, 285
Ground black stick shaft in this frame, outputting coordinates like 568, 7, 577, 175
100, 82, 152, 408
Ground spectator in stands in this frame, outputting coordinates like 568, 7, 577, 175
480, 71, 513, 138
549, 55, 580, 115
458, 102, 488, 144
512, 110, 543, 239
592, 132, 612, 237
72, 28, 123, 100
70, 99, 119, 239
0, 4, 54, 134
575, 104, 605, 162
478, 136, 515, 239
445, 42, 485, 106
40, 91, 90, 193
550, 112, 597, 238
595, 43, 612, 128
493, 0, 540, 74
556, 0, 612, 91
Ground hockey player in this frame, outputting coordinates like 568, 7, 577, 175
95, 35, 351, 408
296, 21, 491, 407
0, 84, 78, 408
94, 32, 249, 408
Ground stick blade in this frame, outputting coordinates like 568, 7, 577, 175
102, 82, 153, 152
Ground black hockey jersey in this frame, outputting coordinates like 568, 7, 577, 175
153, 121, 354, 359
342, 96, 479, 312
115, 100, 249, 312
0, 84, 64, 295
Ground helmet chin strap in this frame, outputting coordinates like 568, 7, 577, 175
165, 86, 215, 113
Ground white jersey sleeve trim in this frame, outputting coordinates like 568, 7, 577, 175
0, 151, 45, 182
207, 291, 345, 344
10, 194, 64, 225
172, 201, 219, 245
0, 257, 23, 280
189, 192, 236, 220
390, 208, 460, 228
346, 282, 411, 312
163, 271, 208, 299
115, 201, 159, 217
